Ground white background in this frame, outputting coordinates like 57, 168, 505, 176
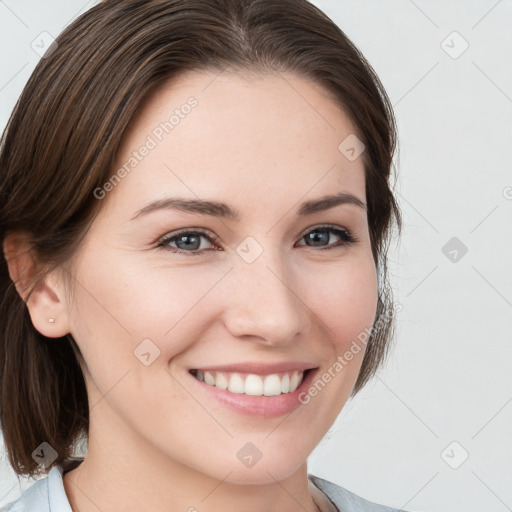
1, 1, 511, 511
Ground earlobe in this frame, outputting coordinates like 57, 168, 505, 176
3, 231, 71, 339
25, 275, 72, 338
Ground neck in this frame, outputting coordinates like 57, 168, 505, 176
63, 417, 324, 512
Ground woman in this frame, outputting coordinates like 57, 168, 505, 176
0, 1, 404, 511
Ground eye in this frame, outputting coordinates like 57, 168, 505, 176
296, 224, 358, 249
157, 228, 219, 255
156, 224, 358, 255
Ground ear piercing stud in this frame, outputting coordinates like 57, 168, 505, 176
48, 317, 55, 323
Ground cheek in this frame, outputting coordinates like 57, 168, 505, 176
300, 254, 378, 347
330, 271, 377, 351
68, 253, 229, 377
298, 255, 379, 414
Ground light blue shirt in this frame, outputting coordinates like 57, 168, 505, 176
1, 458, 409, 512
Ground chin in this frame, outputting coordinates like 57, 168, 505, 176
215, 455, 306, 486
224, 469, 298, 486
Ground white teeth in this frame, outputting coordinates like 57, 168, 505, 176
228, 374, 245, 393
215, 372, 229, 390
193, 369, 305, 396
281, 373, 290, 393
263, 374, 281, 396
290, 371, 301, 392
245, 374, 263, 395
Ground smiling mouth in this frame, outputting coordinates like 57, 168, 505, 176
189, 368, 315, 396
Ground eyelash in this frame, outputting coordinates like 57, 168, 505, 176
156, 224, 359, 256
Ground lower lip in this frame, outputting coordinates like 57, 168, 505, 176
187, 368, 319, 418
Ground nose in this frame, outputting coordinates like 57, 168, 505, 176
221, 247, 308, 347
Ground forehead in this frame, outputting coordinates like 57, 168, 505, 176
104, 69, 366, 217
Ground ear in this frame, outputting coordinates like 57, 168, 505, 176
3, 231, 72, 338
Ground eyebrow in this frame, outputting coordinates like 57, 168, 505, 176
130, 192, 366, 221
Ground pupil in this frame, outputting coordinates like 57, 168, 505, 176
308, 230, 328, 246
178, 235, 199, 250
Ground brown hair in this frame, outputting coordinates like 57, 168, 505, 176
0, 0, 401, 477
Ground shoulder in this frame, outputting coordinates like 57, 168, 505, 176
309, 474, 410, 512
0, 475, 51, 512
0, 458, 81, 512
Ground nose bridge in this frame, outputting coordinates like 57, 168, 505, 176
223, 240, 306, 344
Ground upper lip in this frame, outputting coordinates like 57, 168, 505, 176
190, 361, 319, 375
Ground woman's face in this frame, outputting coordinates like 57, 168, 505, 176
63, 70, 377, 484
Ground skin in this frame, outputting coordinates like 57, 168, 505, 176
5, 70, 377, 512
